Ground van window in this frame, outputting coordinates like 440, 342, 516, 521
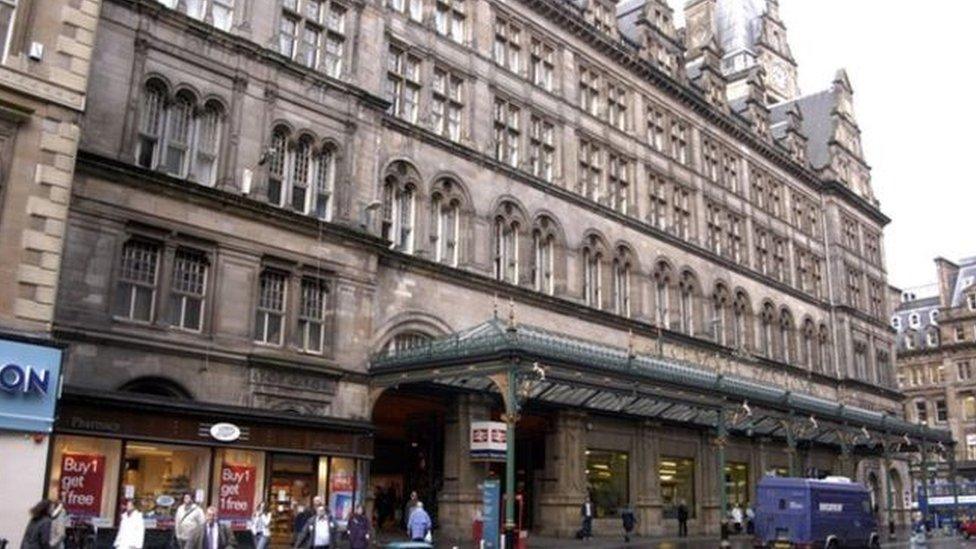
778, 499, 786, 510
862, 500, 870, 513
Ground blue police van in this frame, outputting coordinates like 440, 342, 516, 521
753, 476, 880, 548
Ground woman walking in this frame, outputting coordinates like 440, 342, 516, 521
250, 501, 272, 549
347, 505, 371, 549
20, 500, 51, 549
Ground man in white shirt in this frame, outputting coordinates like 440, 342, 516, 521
114, 499, 145, 549
175, 494, 206, 549
296, 505, 335, 549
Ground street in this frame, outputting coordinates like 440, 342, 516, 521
510, 534, 974, 549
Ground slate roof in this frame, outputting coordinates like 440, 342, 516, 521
950, 258, 976, 307
770, 90, 835, 170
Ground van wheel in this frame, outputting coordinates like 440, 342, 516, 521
825, 541, 839, 549
869, 537, 881, 549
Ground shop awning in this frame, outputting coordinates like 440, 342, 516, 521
370, 318, 952, 453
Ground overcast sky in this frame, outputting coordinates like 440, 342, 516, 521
668, 1, 976, 292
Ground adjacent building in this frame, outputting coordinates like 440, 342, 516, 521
0, 0, 945, 544
894, 257, 976, 476
0, 0, 101, 542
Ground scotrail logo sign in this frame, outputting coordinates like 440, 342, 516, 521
0, 338, 63, 433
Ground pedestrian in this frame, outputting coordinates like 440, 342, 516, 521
114, 499, 145, 549
188, 506, 237, 549
731, 503, 744, 534
49, 499, 68, 549
407, 501, 431, 543
620, 506, 636, 543
745, 504, 755, 535
579, 495, 593, 541
347, 505, 371, 549
676, 500, 689, 538
403, 491, 419, 530
294, 505, 336, 549
20, 499, 52, 549
175, 494, 205, 549
250, 501, 272, 549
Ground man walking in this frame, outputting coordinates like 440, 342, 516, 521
295, 505, 336, 549
580, 496, 593, 541
188, 507, 237, 549
676, 500, 689, 538
407, 501, 432, 543
175, 494, 205, 549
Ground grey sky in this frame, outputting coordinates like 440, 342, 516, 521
667, 1, 976, 290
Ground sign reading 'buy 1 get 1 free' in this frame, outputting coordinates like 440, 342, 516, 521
0, 337, 64, 433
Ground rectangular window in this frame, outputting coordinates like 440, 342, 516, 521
47, 435, 122, 527
722, 150, 739, 193
607, 153, 629, 213
727, 213, 743, 263
672, 186, 692, 240
701, 137, 719, 182
435, 0, 465, 42
323, 3, 346, 78
935, 399, 948, 422
660, 457, 695, 519
279, 14, 299, 59
578, 139, 602, 203
166, 249, 207, 332
528, 114, 555, 182
965, 396, 976, 421
606, 81, 628, 130
254, 270, 287, 345
493, 17, 521, 73
212, 0, 235, 31
432, 68, 463, 141
772, 237, 787, 283
960, 361, 972, 381
493, 98, 520, 167
647, 171, 668, 231
579, 65, 601, 116
754, 227, 769, 276
915, 400, 927, 424
529, 38, 554, 90
669, 120, 688, 164
750, 168, 766, 210
646, 101, 666, 152
387, 45, 421, 123
846, 267, 863, 308
113, 240, 160, 322
585, 450, 628, 518
299, 278, 328, 354
843, 216, 860, 251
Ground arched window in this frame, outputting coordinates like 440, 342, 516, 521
779, 309, 795, 364
678, 270, 698, 335
493, 202, 523, 284
759, 302, 775, 357
384, 331, 433, 355
711, 284, 731, 345
382, 161, 420, 253
431, 179, 464, 266
582, 235, 605, 309
652, 261, 673, 328
818, 324, 832, 373
800, 318, 815, 369
267, 126, 290, 206
291, 135, 314, 212
532, 216, 558, 295
191, 100, 223, 186
612, 247, 633, 317
161, 91, 195, 177
732, 291, 751, 350
137, 79, 167, 169
314, 144, 337, 220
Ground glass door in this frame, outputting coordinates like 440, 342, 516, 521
267, 453, 316, 544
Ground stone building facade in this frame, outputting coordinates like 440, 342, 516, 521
0, 0, 102, 542
33, 0, 919, 543
894, 257, 976, 474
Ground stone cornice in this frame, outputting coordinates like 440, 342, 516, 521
0, 65, 86, 111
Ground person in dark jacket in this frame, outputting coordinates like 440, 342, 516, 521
347, 505, 370, 549
295, 505, 336, 549
620, 507, 636, 543
579, 496, 593, 541
21, 499, 52, 549
676, 500, 689, 538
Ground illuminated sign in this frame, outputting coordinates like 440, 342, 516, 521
470, 421, 507, 461
0, 338, 63, 433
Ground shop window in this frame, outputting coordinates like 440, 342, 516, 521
585, 450, 628, 518
268, 454, 317, 541
211, 448, 267, 529
725, 462, 749, 506
48, 435, 123, 526
660, 456, 695, 519
329, 457, 357, 523
122, 442, 211, 527
964, 394, 976, 421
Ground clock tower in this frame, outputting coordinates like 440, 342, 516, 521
753, 0, 799, 103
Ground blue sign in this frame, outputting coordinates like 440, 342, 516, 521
482, 479, 501, 549
0, 338, 63, 433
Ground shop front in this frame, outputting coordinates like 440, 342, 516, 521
48, 390, 372, 546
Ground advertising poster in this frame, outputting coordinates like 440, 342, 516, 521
330, 467, 355, 521
482, 479, 501, 549
59, 453, 105, 518
217, 463, 256, 520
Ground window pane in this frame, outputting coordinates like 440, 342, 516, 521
122, 442, 211, 527
660, 457, 695, 519
47, 435, 122, 526
585, 450, 628, 518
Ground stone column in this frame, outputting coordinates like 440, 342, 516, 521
537, 410, 587, 537
699, 430, 720, 536
438, 394, 493, 544
635, 421, 663, 536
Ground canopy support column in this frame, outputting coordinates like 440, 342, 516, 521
717, 408, 730, 548
919, 442, 930, 540
883, 437, 895, 539
949, 447, 960, 531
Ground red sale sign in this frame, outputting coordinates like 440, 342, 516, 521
218, 463, 256, 519
59, 453, 105, 518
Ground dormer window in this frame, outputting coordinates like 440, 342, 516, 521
904, 334, 915, 351
968, 293, 976, 311
591, 0, 615, 36
930, 310, 940, 324
908, 313, 920, 329
891, 316, 901, 330
926, 330, 939, 347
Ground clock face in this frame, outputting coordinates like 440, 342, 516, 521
770, 62, 789, 92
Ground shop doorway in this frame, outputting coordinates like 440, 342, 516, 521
267, 453, 317, 544
371, 389, 448, 532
